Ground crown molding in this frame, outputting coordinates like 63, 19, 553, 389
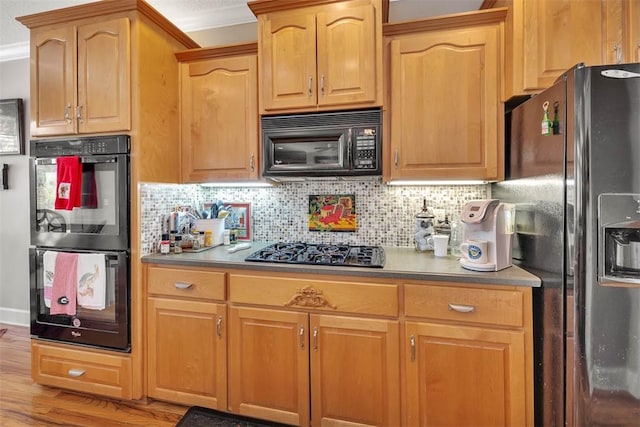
0, 42, 29, 63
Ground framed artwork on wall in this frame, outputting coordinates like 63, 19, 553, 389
228, 202, 251, 241
0, 99, 25, 155
309, 194, 357, 232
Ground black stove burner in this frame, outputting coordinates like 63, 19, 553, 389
245, 243, 385, 268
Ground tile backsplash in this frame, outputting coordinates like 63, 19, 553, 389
140, 181, 487, 255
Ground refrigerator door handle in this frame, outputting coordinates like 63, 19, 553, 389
601, 69, 640, 79
599, 276, 640, 287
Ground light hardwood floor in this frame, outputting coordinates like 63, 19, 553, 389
0, 324, 188, 426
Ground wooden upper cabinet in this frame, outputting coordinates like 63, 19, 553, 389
316, 3, 378, 107
250, 0, 383, 113
177, 44, 259, 183
30, 17, 131, 136
77, 19, 131, 134
385, 10, 506, 182
260, 10, 317, 111
494, 0, 640, 100
31, 26, 76, 136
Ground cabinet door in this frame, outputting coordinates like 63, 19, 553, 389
180, 54, 258, 182
627, 0, 640, 62
77, 18, 131, 134
389, 26, 502, 180
511, 0, 608, 96
316, 2, 377, 107
30, 26, 76, 136
259, 10, 317, 112
404, 321, 527, 427
228, 307, 310, 427
310, 314, 401, 427
147, 298, 227, 410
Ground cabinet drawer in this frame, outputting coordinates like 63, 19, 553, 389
147, 265, 225, 301
31, 340, 132, 399
404, 283, 524, 328
229, 273, 398, 317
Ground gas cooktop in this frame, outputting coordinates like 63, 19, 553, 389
245, 243, 385, 268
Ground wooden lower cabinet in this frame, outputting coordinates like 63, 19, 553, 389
146, 264, 227, 409
31, 340, 132, 399
404, 321, 527, 427
228, 306, 401, 427
228, 307, 309, 426
147, 297, 227, 409
310, 314, 401, 427
142, 265, 533, 427
403, 282, 533, 427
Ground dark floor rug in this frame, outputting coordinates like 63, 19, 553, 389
175, 406, 289, 427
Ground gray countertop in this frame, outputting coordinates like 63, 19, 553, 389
141, 242, 541, 287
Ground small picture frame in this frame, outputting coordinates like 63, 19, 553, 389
309, 194, 357, 232
228, 202, 251, 241
0, 99, 25, 155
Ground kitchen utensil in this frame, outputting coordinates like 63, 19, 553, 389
415, 199, 435, 251
228, 243, 252, 253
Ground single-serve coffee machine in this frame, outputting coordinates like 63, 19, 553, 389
459, 199, 514, 272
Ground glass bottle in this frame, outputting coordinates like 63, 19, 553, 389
449, 216, 464, 257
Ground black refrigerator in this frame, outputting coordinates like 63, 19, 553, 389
493, 63, 640, 426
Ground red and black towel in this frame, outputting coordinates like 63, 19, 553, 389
54, 156, 82, 210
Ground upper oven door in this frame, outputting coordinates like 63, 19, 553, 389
263, 128, 349, 177
30, 153, 129, 250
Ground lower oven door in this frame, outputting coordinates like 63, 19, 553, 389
30, 247, 130, 351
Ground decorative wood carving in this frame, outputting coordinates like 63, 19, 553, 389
284, 286, 337, 309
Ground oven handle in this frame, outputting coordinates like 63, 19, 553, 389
35, 156, 119, 166
35, 247, 128, 258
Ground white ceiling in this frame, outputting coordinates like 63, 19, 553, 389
0, 0, 483, 62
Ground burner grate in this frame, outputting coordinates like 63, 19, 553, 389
245, 243, 384, 268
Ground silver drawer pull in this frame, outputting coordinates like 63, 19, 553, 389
410, 335, 416, 362
174, 282, 193, 289
216, 315, 223, 338
68, 368, 86, 377
448, 303, 475, 313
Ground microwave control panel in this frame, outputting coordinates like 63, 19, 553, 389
352, 127, 378, 169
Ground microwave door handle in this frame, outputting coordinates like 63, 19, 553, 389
347, 129, 352, 168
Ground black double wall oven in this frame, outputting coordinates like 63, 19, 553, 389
29, 135, 130, 351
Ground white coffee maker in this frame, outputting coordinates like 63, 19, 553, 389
459, 199, 514, 271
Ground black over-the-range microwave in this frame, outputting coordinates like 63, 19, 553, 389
261, 108, 382, 180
